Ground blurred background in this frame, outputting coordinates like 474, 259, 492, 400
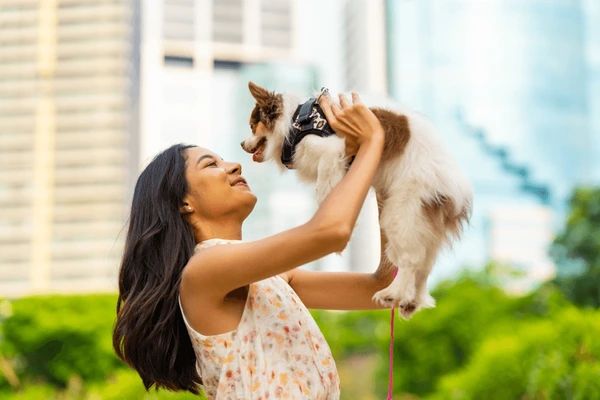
1, 0, 599, 399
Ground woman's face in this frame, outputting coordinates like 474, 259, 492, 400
181, 146, 257, 221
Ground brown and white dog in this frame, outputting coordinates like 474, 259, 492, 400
241, 81, 473, 318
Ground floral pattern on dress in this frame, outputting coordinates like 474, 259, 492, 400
178, 238, 340, 399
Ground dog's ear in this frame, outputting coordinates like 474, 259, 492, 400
248, 81, 272, 105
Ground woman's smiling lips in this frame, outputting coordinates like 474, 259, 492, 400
231, 176, 250, 189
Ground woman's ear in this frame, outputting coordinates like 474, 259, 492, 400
179, 203, 193, 214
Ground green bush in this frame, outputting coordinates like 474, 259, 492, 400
369, 277, 515, 396
0, 295, 209, 399
86, 369, 206, 400
0, 384, 56, 400
551, 186, 600, 307
2, 294, 120, 387
367, 275, 571, 398
432, 307, 600, 400
311, 309, 390, 357
0, 369, 207, 400
311, 275, 575, 398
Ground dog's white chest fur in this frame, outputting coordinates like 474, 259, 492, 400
293, 134, 346, 184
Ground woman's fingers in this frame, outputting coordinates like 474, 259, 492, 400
319, 90, 375, 146
331, 102, 342, 118
319, 93, 346, 135
339, 94, 350, 109
319, 94, 337, 126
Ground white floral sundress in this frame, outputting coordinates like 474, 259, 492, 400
178, 238, 341, 399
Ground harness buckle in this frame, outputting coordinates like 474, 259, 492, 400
316, 87, 329, 104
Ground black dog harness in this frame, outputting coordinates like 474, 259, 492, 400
281, 89, 355, 169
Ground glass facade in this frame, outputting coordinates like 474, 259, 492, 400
386, 0, 598, 286
584, 0, 600, 182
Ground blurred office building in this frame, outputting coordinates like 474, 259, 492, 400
0, 0, 349, 297
2, 0, 597, 296
0, 0, 140, 296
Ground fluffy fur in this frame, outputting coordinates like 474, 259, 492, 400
241, 81, 473, 318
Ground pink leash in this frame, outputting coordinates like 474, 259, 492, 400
386, 266, 399, 400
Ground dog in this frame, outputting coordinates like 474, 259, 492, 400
240, 81, 473, 318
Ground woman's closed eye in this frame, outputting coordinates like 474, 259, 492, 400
207, 161, 218, 167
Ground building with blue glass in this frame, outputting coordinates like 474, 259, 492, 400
385, 0, 599, 288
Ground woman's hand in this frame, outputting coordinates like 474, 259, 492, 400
319, 92, 384, 158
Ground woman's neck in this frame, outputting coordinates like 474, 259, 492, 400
190, 215, 244, 243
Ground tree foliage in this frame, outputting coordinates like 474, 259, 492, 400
432, 308, 600, 400
0, 294, 206, 399
551, 187, 600, 307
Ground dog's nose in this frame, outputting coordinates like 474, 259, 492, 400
240, 140, 245, 149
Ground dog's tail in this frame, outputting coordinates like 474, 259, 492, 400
422, 193, 472, 247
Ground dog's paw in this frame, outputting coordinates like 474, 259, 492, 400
398, 302, 418, 319
418, 292, 436, 309
372, 286, 418, 319
371, 287, 399, 308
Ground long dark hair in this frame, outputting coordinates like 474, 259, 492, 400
113, 143, 201, 393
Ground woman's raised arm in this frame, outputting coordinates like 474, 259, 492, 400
182, 93, 384, 298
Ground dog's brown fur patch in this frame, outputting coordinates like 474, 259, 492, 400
422, 194, 471, 246
371, 108, 411, 163
248, 82, 283, 132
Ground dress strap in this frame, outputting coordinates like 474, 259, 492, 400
177, 294, 195, 332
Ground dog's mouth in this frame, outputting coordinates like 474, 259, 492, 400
251, 137, 267, 162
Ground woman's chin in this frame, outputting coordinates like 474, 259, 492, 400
242, 192, 258, 211
233, 184, 257, 202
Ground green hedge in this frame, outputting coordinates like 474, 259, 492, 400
432, 308, 600, 400
1, 294, 120, 387
0, 294, 207, 399
313, 275, 586, 399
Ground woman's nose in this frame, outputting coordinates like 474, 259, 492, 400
227, 161, 242, 174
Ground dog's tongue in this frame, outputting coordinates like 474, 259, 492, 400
252, 146, 264, 162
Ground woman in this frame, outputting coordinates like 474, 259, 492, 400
113, 93, 396, 399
